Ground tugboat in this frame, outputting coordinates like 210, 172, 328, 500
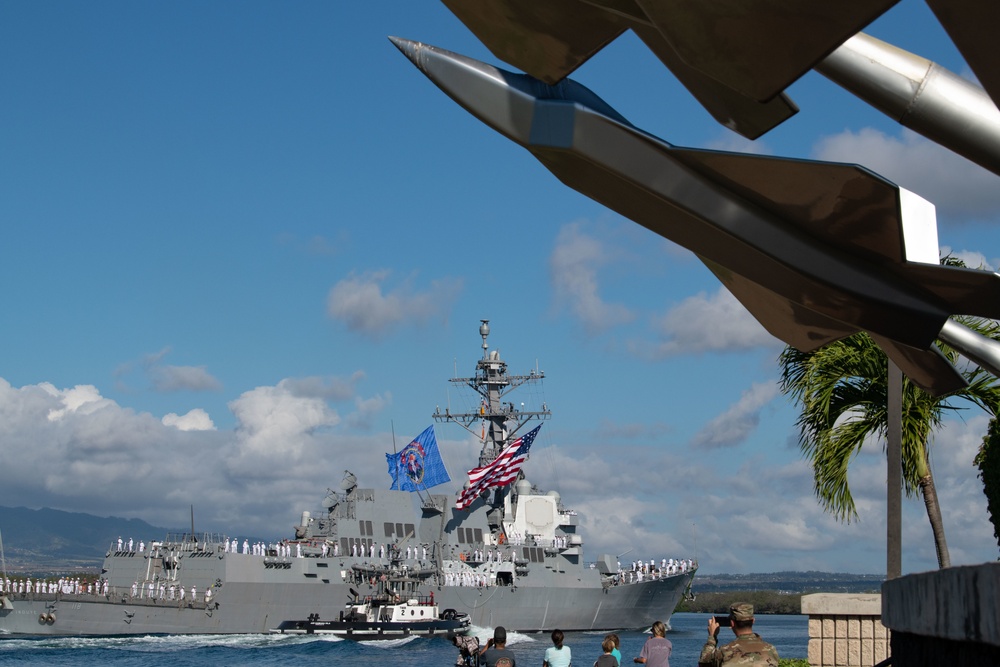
271, 581, 470, 639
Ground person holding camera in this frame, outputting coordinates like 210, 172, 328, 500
698, 603, 779, 667
479, 626, 516, 667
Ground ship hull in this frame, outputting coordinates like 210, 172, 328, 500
0, 558, 693, 636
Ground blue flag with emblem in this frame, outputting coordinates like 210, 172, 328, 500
386, 425, 451, 491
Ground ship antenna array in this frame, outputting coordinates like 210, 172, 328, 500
433, 319, 551, 438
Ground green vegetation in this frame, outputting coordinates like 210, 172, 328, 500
675, 591, 802, 615
778, 659, 810, 667
977, 418, 1000, 554
777, 298, 1000, 569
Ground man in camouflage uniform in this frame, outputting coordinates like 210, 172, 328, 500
698, 602, 779, 667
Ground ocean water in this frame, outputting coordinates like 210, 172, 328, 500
0, 613, 807, 666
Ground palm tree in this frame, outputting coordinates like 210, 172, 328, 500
778, 317, 1000, 569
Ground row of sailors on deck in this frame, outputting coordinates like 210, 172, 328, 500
346, 542, 429, 560
450, 547, 515, 563
222, 539, 433, 562
2, 577, 108, 596
226, 540, 307, 558
130, 581, 212, 604
443, 570, 492, 587
114, 537, 145, 552
612, 558, 696, 584
625, 558, 695, 575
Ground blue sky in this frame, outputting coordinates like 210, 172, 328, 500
2, 1, 1000, 575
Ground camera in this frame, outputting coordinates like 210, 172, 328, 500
714, 615, 731, 627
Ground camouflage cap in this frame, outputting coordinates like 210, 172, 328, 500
729, 602, 754, 621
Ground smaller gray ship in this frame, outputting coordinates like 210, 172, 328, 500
0, 321, 696, 636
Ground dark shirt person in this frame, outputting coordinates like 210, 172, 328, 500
698, 603, 779, 667
595, 636, 618, 667
451, 632, 481, 667
633, 620, 671, 667
480, 626, 517, 667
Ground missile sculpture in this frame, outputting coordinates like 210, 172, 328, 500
440, 0, 1000, 171
392, 37, 1000, 396
438, 0, 899, 139
817, 32, 1000, 178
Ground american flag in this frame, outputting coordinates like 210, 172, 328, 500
455, 425, 542, 510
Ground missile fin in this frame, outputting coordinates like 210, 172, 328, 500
440, 0, 628, 84
670, 147, 917, 265
707, 254, 967, 397
869, 333, 968, 397
701, 258, 859, 352
901, 263, 1000, 320
633, 0, 900, 102
629, 23, 798, 139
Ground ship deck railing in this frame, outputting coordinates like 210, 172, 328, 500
2, 589, 217, 610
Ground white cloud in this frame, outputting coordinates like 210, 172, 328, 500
648, 286, 778, 356
690, 382, 780, 449
939, 245, 995, 271
549, 222, 634, 333
811, 128, 1000, 223
162, 408, 216, 431
45, 384, 115, 421
228, 380, 341, 460
326, 270, 462, 339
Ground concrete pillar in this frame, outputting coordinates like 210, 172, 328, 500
801, 593, 888, 667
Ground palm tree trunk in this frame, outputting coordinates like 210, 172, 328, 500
919, 472, 951, 568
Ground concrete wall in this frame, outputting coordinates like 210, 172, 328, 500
801, 593, 889, 667
881, 562, 1000, 667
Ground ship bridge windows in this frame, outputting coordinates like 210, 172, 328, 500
358, 520, 373, 536
383, 522, 416, 540
457, 527, 483, 544
523, 546, 545, 563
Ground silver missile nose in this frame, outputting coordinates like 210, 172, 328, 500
388, 36, 425, 70
390, 38, 633, 145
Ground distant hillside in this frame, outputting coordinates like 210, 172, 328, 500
0, 506, 173, 573
692, 570, 884, 594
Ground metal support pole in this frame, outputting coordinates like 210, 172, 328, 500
887, 360, 903, 580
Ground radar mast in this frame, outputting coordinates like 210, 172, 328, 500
433, 320, 550, 466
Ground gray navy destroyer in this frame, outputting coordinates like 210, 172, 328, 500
0, 321, 696, 636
